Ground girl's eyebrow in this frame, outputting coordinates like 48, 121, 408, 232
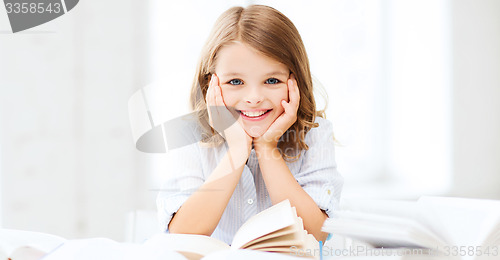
265, 71, 289, 77
219, 71, 289, 77
219, 72, 244, 77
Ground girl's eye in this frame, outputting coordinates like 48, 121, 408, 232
265, 78, 280, 84
228, 79, 243, 85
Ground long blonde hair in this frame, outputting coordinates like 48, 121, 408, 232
190, 5, 324, 161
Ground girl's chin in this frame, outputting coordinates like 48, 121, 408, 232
244, 125, 268, 138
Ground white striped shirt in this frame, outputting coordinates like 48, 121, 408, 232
156, 116, 343, 245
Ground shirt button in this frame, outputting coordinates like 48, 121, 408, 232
247, 199, 254, 205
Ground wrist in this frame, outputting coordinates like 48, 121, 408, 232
253, 134, 278, 150
227, 142, 251, 163
255, 144, 280, 160
253, 141, 278, 152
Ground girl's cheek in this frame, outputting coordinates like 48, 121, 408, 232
273, 84, 289, 101
220, 88, 239, 104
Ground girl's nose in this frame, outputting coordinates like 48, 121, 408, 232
245, 86, 263, 104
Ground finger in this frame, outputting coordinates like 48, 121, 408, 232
281, 99, 295, 116
287, 78, 300, 110
213, 73, 219, 86
215, 86, 225, 114
290, 74, 300, 102
212, 76, 223, 121
213, 75, 224, 106
213, 78, 239, 129
213, 75, 232, 112
293, 76, 300, 103
212, 74, 224, 109
283, 79, 297, 108
206, 75, 216, 106
210, 75, 230, 135
213, 76, 228, 124
282, 76, 299, 118
211, 75, 217, 106
207, 75, 217, 126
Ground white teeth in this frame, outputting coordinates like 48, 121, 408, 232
242, 110, 267, 117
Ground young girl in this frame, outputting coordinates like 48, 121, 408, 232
157, 5, 343, 244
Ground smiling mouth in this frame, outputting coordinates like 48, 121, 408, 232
237, 109, 272, 118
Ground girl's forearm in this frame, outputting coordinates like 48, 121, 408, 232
168, 147, 249, 236
255, 146, 329, 242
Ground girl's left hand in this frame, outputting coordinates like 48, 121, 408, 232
253, 74, 300, 150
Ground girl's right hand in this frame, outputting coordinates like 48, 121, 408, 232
206, 74, 252, 154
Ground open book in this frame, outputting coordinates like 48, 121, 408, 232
1, 200, 318, 260
322, 196, 500, 259
0, 228, 66, 260
146, 199, 319, 259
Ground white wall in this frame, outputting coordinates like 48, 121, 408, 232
326, 0, 500, 200
1, 0, 499, 243
449, 0, 500, 199
384, 0, 452, 195
0, 0, 153, 240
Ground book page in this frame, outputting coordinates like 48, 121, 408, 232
340, 198, 451, 247
245, 232, 304, 250
418, 196, 500, 248
322, 216, 447, 249
268, 233, 318, 257
231, 200, 296, 249
340, 198, 419, 219
202, 248, 305, 260
0, 228, 66, 257
336, 210, 448, 246
241, 215, 303, 249
252, 246, 297, 253
43, 237, 186, 260
144, 233, 230, 256
8, 246, 47, 260
484, 226, 500, 247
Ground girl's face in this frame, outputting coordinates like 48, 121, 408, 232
215, 42, 289, 138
